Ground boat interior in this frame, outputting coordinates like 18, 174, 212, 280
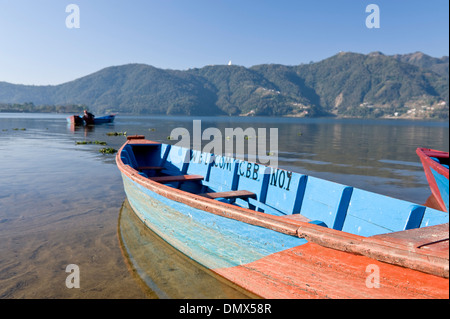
119, 141, 449, 238
429, 153, 449, 169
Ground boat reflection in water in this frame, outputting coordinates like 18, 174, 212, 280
117, 199, 258, 299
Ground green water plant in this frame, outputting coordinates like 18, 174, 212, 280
76, 140, 107, 145
99, 147, 117, 154
106, 131, 127, 136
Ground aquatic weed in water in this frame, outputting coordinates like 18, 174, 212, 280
76, 140, 107, 145
106, 132, 127, 136
99, 147, 117, 154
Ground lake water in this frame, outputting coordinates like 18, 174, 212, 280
0, 113, 448, 298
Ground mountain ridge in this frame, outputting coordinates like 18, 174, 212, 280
0, 51, 448, 119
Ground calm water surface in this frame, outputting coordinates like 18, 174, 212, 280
0, 113, 448, 298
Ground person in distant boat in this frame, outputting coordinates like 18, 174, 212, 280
83, 109, 95, 124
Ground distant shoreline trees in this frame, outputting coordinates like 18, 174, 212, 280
0, 102, 86, 113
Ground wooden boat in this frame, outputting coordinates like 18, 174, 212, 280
416, 148, 449, 213
66, 114, 116, 125
116, 135, 449, 299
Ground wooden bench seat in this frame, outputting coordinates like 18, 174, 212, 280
137, 166, 164, 171
149, 174, 204, 183
198, 190, 256, 200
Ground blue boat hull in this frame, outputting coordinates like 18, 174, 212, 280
116, 136, 449, 298
122, 174, 307, 269
67, 114, 115, 125
93, 115, 116, 124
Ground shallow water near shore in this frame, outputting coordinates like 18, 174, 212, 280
0, 113, 448, 298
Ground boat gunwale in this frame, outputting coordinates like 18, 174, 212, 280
416, 147, 449, 213
116, 138, 449, 278
416, 147, 449, 179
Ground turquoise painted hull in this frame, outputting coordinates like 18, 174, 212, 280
122, 174, 307, 270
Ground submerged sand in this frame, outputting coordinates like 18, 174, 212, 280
0, 138, 147, 298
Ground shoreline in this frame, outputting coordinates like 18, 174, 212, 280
0, 111, 448, 122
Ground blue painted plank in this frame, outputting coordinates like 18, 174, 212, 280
344, 189, 425, 236
207, 155, 238, 192
264, 168, 307, 216
299, 176, 350, 229
421, 206, 449, 228
165, 145, 190, 174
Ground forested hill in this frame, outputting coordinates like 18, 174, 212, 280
0, 51, 448, 119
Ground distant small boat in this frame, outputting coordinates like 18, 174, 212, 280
67, 114, 116, 125
417, 147, 449, 213
116, 135, 449, 299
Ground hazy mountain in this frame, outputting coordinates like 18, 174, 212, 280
0, 51, 448, 119
392, 51, 449, 76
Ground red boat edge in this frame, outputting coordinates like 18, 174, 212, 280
416, 148, 449, 213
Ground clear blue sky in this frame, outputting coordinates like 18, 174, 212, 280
0, 0, 448, 85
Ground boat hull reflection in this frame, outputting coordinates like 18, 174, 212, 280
118, 199, 259, 299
